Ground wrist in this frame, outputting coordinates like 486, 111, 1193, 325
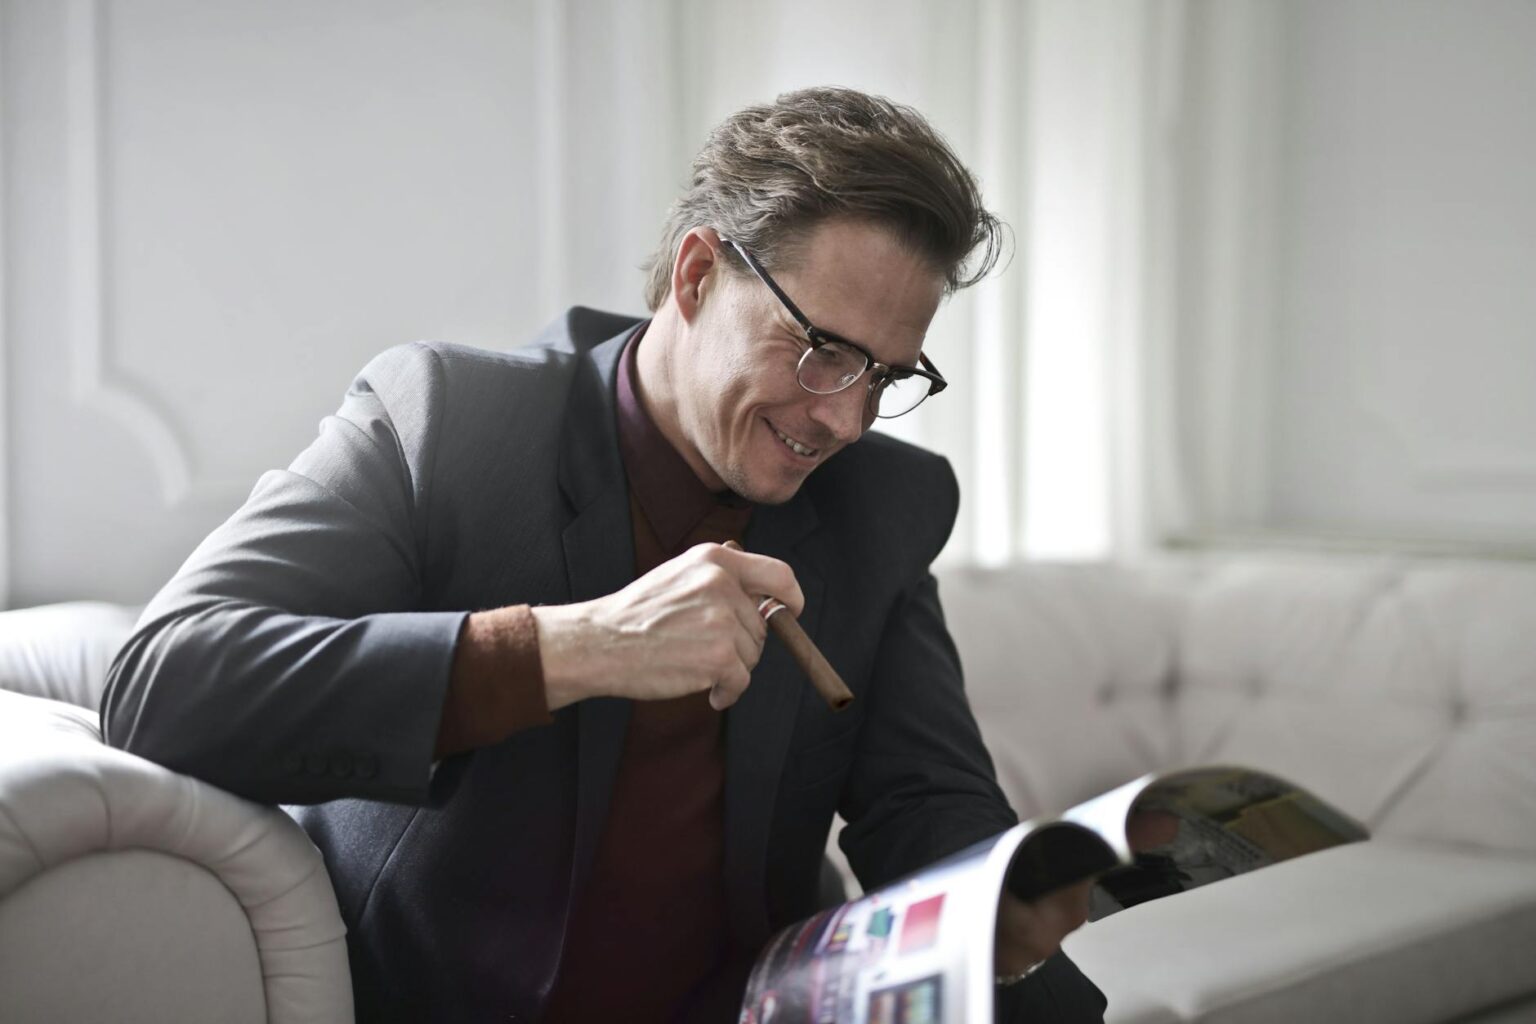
530, 603, 600, 711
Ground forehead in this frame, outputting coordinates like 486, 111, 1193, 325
758, 220, 945, 362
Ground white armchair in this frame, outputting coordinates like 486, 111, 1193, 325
0, 604, 352, 1024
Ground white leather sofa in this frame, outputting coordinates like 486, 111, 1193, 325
935, 554, 1536, 1024
0, 603, 352, 1024
5, 554, 1535, 1023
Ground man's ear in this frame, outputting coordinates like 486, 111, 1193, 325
670, 227, 723, 324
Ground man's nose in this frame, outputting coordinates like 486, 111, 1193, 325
806, 383, 871, 445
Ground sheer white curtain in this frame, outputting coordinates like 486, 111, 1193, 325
543, 0, 1231, 565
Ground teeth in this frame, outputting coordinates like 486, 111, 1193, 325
771, 424, 817, 457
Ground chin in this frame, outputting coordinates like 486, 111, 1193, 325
719, 464, 808, 507
732, 477, 801, 507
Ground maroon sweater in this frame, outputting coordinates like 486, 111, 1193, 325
437, 327, 749, 1020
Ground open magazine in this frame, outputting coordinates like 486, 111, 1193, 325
737, 766, 1368, 1024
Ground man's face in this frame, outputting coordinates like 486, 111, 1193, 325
676, 219, 946, 505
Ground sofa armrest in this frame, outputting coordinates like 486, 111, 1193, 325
0, 601, 139, 709
0, 690, 352, 1023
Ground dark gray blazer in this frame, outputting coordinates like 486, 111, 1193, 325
101, 308, 1104, 1022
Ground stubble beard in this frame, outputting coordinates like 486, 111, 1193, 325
714, 456, 798, 507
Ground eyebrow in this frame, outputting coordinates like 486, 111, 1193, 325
727, 237, 923, 369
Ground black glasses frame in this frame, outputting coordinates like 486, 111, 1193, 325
719, 237, 948, 417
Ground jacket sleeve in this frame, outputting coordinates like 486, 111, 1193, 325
835, 457, 1107, 1022
835, 456, 1015, 884
100, 343, 466, 806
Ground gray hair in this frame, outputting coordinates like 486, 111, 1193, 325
642, 86, 1006, 311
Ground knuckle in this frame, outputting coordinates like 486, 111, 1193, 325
684, 566, 727, 601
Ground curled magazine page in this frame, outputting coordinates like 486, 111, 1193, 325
990, 776, 1159, 906
738, 828, 1023, 1024
1089, 766, 1369, 919
737, 766, 1367, 1020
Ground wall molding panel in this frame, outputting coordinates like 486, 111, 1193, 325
533, 0, 569, 318
0, 1, 11, 607
65, 0, 248, 509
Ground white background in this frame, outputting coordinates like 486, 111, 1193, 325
2, 0, 1533, 607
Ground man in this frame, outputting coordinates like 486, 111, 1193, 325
102, 87, 1106, 1021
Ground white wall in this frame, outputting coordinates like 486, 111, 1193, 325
1262, 0, 1536, 544
3, 0, 1533, 608
0, 0, 1020, 606
0, 0, 670, 607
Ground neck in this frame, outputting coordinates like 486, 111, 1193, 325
634, 305, 726, 491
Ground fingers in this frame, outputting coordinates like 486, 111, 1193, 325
708, 656, 754, 710
722, 583, 770, 650
595, 543, 791, 709
712, 595, 765, 707
704, 542, 806, 617
1126, 810, 1181, 851
695, 542, 798, 710
694, 565, 764, 711
1053, 878, 1094, 932
997, 878, 1096, 968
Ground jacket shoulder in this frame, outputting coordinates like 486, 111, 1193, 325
355, 305, 643, 397
807, 432, 960, 568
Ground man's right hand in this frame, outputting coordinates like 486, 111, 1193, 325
529, 543, 805, 712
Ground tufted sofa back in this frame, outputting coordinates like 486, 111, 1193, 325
940, 555, 1536, 860
7, 567, 1535, 861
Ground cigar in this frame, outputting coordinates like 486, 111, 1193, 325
723, 541, 854, 712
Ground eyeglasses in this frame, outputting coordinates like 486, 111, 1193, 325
720, 238, 947, 419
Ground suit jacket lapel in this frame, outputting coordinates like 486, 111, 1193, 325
557, 329, 636, 898
726, 492, 823, 948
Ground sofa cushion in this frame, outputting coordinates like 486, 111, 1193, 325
937, 564, 1186, 819
0, 601, 138, 709
1173, 559, 1536, 858
1062, 840, 1536, 1024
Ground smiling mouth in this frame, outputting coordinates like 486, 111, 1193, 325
767, 419, 819, 458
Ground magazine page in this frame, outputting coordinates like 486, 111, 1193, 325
739, 765, 1368, 1020
1001, 777, 1156, 903
738, 826, 1027, 1024
1089, 766, 1369, 919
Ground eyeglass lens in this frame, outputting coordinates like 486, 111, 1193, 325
796, 341, 929, 418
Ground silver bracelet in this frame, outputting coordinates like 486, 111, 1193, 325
995, 958, 1048, 987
